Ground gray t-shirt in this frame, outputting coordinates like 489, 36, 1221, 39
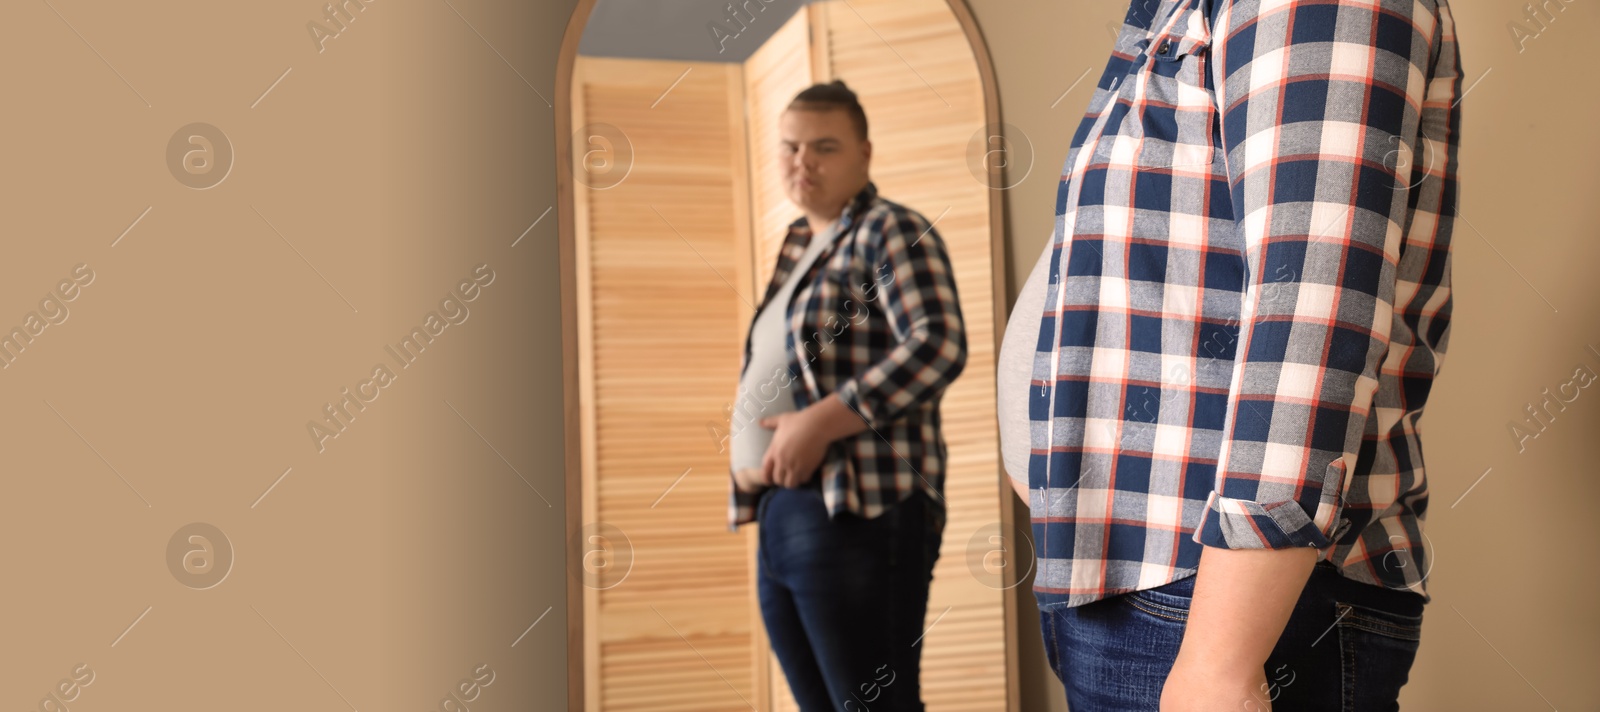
996, 235, 1054, 487
730, 222, 838, 475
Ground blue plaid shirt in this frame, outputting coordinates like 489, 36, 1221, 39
729, 181, 966, 533
1027, 0, 1463, 608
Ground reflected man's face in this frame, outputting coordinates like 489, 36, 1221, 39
779, 107, 871, 219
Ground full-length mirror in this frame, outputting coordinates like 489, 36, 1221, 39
556, 1, 1018, 708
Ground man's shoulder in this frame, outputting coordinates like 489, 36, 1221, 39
855, 193, 936, 242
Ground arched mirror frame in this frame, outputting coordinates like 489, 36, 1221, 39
555, 1, 1019, 708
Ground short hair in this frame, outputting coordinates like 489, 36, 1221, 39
787, 80, 868, 142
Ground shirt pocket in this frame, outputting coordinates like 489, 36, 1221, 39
1133, 7, 1217, 173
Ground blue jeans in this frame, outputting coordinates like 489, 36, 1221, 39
1038, 560, 1425, 711
755, 479, 944, 712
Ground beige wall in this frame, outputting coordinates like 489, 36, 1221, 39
4, 1, 1594, 711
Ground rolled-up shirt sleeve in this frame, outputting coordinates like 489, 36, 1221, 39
1194, 0, 1439, 551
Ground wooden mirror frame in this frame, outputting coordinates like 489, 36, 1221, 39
554, 1, 1017, 708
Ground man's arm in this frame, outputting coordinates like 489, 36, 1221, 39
802, 393, 870, 441
1164, 546, 1314, 710
1181, 545, 1318, 663
832, 209, 968, 430
1174, 0, 1441, 694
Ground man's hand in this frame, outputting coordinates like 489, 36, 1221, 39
759, 394, 870, 488
758, 412, 829, 489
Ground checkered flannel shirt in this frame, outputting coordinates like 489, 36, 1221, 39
729, 180, 967, 533
1028, 0, 1463, 607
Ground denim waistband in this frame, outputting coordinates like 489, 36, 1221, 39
1309, 560, 1426, 616
1118, 560, 1425, 617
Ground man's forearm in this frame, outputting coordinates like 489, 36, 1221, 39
805, 392, 871, 442
1176, 544, 1319, 672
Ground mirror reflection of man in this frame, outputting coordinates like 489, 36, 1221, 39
725, 80, 967, 711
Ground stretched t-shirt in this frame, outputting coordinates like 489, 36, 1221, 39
729, 221, 839, 475
996, 231, 1055, 487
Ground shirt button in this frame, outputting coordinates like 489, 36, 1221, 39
1157, 41, 1171, 55
1332, 518, 1352, 540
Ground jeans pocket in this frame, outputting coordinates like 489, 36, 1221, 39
1124, 574, 1197, 622
1038, 604, 1067, 683
1335, 601, 1423, 712
1334, 600, 1423, 642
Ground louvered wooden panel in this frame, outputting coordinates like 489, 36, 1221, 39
746, 12, 818, 290
572, 56, 760, 712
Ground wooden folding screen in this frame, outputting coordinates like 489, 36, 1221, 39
571, 57, 758, 711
